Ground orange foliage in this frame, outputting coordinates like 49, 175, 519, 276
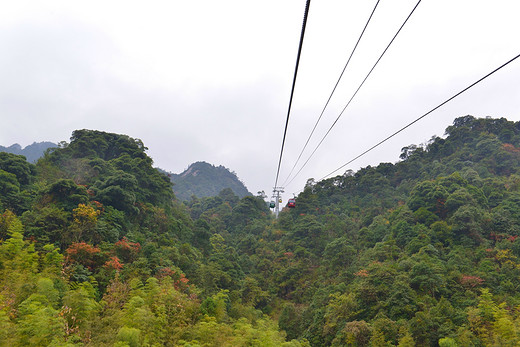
114, 237, 140, 263
104, 256, 123, 270
65, 242, 102, 270
354, 269, 369, 277
460, 275, 484, 288
503, 143, 520, 153
156, 267, 190, 291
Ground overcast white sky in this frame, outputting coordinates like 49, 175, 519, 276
1, 0, 519, 200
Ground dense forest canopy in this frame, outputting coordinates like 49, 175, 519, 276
2, 117, 520, 346
0, 142, 251, 203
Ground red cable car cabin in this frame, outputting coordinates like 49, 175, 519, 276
287, 198, 296, 208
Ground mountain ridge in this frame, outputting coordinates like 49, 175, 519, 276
168, 161, 251, 201
0, 141, 57, 163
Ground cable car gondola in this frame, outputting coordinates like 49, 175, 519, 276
287, 198, 296, 208
269, 201, 276, 208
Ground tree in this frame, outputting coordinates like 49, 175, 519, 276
0, 152, 36, 186
69, 204, 100, 243
47, 179, 89, 211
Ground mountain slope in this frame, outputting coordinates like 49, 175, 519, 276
266, 115, 520, 345
169, 161, 251, 200
0, 129, 298, 346
6, 118, 520, 346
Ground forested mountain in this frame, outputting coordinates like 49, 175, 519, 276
272, 115, 520, 346
0, 141, 57, 163
168, 161, 251, 201
0, 129, 303, 346
3, 117, 520, 346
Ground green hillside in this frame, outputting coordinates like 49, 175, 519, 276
2, 117, 520, 346
169, 161, 251, 201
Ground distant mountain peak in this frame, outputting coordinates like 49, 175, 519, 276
168, 161, 251, 201
181, 164, 202, 178
7, 143, 22, 151
0, 141, 57, 163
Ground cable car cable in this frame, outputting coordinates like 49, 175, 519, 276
318, 52, 520, 181
281, 0, 382, 187
273, 0, 312, 189
284, 0, 422, 188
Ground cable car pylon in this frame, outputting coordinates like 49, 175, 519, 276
271, 187, 284, 218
